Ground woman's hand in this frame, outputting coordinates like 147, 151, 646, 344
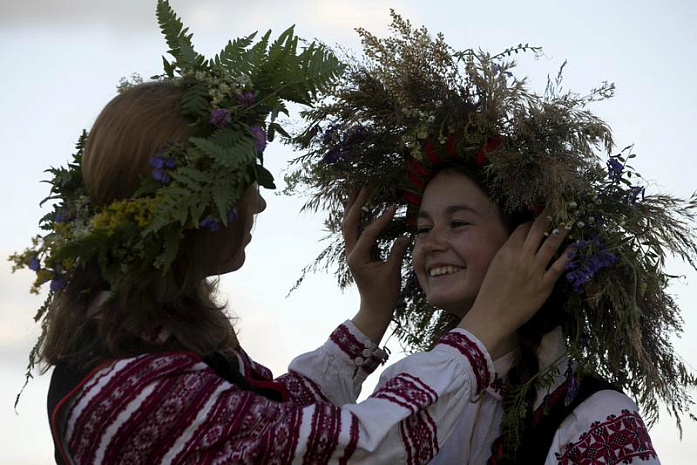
459, 212, 573, 358
343, 188, 410, 344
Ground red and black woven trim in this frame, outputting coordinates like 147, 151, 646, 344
402, 134, 503, 224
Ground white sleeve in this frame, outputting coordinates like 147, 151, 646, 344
546, 390, 660, 464
287, 320, 390, 405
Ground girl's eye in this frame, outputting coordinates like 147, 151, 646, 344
451, 220, 471, 228
416, 225, 432, 235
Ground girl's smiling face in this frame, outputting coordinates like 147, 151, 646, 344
413, 169, 510, 317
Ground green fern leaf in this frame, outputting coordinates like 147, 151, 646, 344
189, 128, 256, 169
211, 33, 257, 74
181, 81, 209, 117
156, 0, 200, 70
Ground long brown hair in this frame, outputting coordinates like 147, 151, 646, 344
41, 82, 244, 369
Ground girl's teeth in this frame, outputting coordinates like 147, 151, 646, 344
430, 265, 464, 277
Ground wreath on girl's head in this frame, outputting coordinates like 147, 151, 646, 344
285, 9, 697, 454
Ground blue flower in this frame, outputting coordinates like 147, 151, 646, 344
607, 156, 624, 183
250, 125, 266, 154
28, 256, 41, 272
50, 275, 67, 292
209, 108, 232, 128
199, 217, 221, 232
627, 185, 645, 205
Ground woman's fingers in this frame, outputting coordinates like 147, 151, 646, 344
387, 235, 410, 268
349, 206, 396, 263
522, 209, 552, 254
544, 243, 574, 283
342, 187, 370, 253
535, 224, 570, 270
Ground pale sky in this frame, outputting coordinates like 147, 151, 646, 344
1, 1, 696, 463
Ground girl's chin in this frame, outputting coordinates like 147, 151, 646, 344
426, 295, 474, 318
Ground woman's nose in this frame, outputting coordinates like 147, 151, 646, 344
256, 192, 267, 214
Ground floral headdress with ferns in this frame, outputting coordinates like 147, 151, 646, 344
10, 0, 343, 393
285, 10, 697, 449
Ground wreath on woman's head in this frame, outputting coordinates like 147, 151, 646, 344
9, 0, 344, 405
285, 9, 697, 452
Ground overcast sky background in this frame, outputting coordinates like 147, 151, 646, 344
1, 1, 696, 463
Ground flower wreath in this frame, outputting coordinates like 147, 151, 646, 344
9, 0, 343, 397
285, 9, 697, 451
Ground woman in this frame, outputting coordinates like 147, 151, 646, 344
11, 3, 570, 463
286, 12, 696, 464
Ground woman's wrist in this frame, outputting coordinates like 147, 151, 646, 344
457, 307, 514, 360
351, 305, 393, 344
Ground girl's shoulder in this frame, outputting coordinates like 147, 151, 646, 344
551, 389, 658, 464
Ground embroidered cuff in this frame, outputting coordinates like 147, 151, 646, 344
329, 320, 390, 373
436, 329, 494, 395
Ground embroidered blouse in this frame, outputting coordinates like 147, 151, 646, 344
49, 320, 494, 464
425, 327, 659, 464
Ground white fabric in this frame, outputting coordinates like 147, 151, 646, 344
289, 320, 496, 463
429, 327, 660, 464
293, 323, 659, 464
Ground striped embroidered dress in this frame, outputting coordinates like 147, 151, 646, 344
49, 320, 493, 464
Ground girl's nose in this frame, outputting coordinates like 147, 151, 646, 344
422, 225, 448, 252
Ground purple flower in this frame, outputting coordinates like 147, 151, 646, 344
493, 64, 513, 78
237, 91, 255, 107
564, 237, 618, 293
627, 185, 645, 205
607, 156, 624, 183
50, 275, 67, 292
226, 209, 238, 223
250, 125, 266, 154
565, 375, 579, 404
152, 169, 170, 184
199, 217, 221, 232
148, 155, 175, 184
148, 155, 175, 169
210, 108, 232, 128
54, 209, 73, 223
28, 256, 41, 272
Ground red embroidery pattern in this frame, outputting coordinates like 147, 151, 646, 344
303, 402, 343, 463
67, 354, 203, 462
401, 410, 439, 465
56, 352, 362, 464
372, 373, 438, 414
556, 409, 657, 464
437, 331, 491, 393
278, 370, 330, 405
330, 324, 386, 372
339, 415, 360, 465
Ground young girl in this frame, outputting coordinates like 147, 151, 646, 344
287, 12, 697, 464
11, 3, 571, 463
